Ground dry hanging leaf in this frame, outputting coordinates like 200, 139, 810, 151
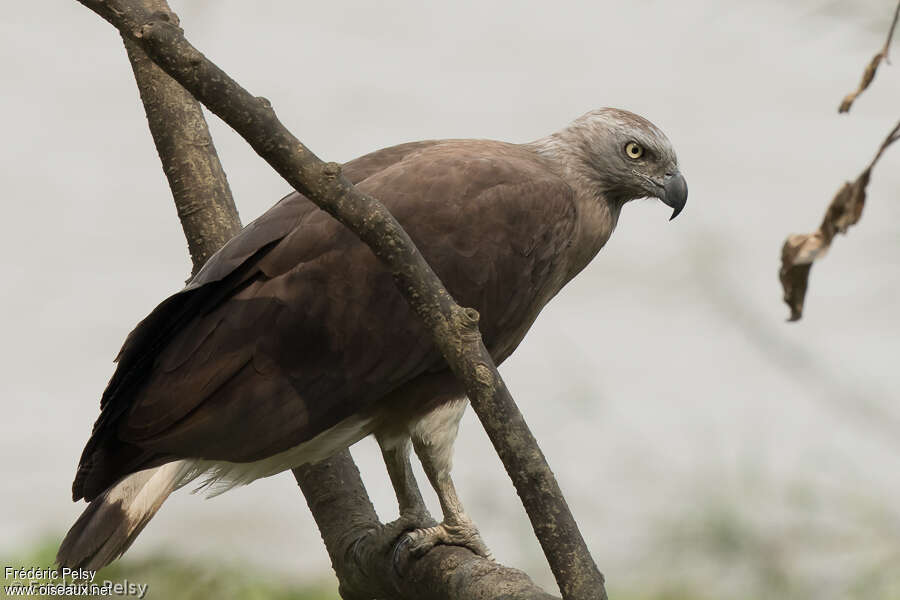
838, 1, 899, 113
779, 123, 899, 321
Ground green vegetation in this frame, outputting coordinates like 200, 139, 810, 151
2, 538, 336, 600
4, 522, 898, 600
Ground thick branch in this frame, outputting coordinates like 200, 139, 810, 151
85, 1, 606, 598
120, 3, 240, 274
295, 451, 557, 600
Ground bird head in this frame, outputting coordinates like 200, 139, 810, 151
554, 108, 688, 220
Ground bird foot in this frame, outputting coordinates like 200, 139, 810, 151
400, 515, 492, 559
350, 509, 433, 570
387, 508, 436, 535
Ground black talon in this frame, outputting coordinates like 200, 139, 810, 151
392, 534, 412, 576
347, 526, 381, 579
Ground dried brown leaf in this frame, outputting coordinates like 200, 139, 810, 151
838, 1, 899, 113
839, 52, 885, 113
820, 175, 869, 240
779, 259, 812, 323
779, 122, 899, 321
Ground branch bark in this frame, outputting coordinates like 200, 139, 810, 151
93, 1, 605, 598
120, 2, 240, 274
296, 451, 557, 600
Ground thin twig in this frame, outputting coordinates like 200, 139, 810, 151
882, 0, 900, 64
868, 120, 900, 166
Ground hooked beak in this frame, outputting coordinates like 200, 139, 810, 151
661, 171, 688, 220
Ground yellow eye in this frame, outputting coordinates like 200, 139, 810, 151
625, 142, 644, 159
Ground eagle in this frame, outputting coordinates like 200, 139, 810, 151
57, 108, 687, 569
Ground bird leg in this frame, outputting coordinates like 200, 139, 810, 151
377, 434, 431, 522
361, 435, 437, 572
404, 398, 491, 558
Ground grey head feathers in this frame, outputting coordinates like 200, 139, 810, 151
531, 107, 687, 219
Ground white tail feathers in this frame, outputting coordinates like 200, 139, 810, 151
56, 414, 374, 569
56, 462, 188, 570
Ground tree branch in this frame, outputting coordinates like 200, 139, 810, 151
89, 1, 605, 598
119, 2, 240, 274
295, 451, 558, 600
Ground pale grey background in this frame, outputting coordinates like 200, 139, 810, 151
1, 1, 898, 597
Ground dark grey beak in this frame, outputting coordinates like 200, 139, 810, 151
661, 171, 688, 220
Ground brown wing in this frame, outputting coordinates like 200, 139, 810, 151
73, 140, 439, 500
73, 139, 575, 501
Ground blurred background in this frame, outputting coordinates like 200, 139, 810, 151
2, 1, 898, 598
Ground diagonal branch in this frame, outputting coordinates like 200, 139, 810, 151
93, 0, 603, 598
